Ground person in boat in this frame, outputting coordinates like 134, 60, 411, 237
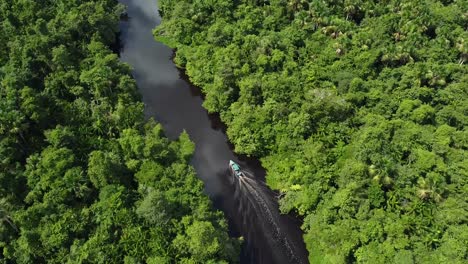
229, 160, 243, 177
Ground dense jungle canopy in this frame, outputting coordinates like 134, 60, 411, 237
155, 0, 467, 263
0, 0, 240, 263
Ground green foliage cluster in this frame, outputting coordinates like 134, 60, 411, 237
156, 0, 467, 263
0, 0, 240, 263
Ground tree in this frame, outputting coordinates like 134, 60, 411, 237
156, 0, 468, 262
0, 1, 239, 262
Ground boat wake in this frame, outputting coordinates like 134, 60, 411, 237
228, 161, 305, 264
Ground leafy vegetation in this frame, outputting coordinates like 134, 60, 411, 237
0, 0, 240, 263
156, 0, 467, 263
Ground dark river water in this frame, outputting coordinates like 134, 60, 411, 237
118, 1, 309, 263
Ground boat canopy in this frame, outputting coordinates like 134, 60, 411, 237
230, 160, 241, 171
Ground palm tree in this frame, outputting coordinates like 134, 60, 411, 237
369, 164, 394, 187
287, 0, 309, 13
344, 4, 357, 21
417, 177, 443, 203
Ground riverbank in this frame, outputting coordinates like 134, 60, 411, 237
119, 0, 309, 263
0, 0, 239, 262
154, 1, 468, 263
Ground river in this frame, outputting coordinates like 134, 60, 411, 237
118, 1, 309, 263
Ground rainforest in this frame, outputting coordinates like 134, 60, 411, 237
0, 0, 240, 263
155, 0, 467, 263
1, 0, 467, 263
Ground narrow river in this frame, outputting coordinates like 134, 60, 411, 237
118, 1, 309, 263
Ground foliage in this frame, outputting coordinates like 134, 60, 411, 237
0, 0, 240, 263
156, 0, 468, 263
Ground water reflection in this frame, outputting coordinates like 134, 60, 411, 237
118, 0, 308, 263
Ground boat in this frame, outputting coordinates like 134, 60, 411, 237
229, 160, 244, 177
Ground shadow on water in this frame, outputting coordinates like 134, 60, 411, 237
118, 0, 309, 263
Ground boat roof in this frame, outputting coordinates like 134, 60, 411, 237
230, 160, 241, 170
